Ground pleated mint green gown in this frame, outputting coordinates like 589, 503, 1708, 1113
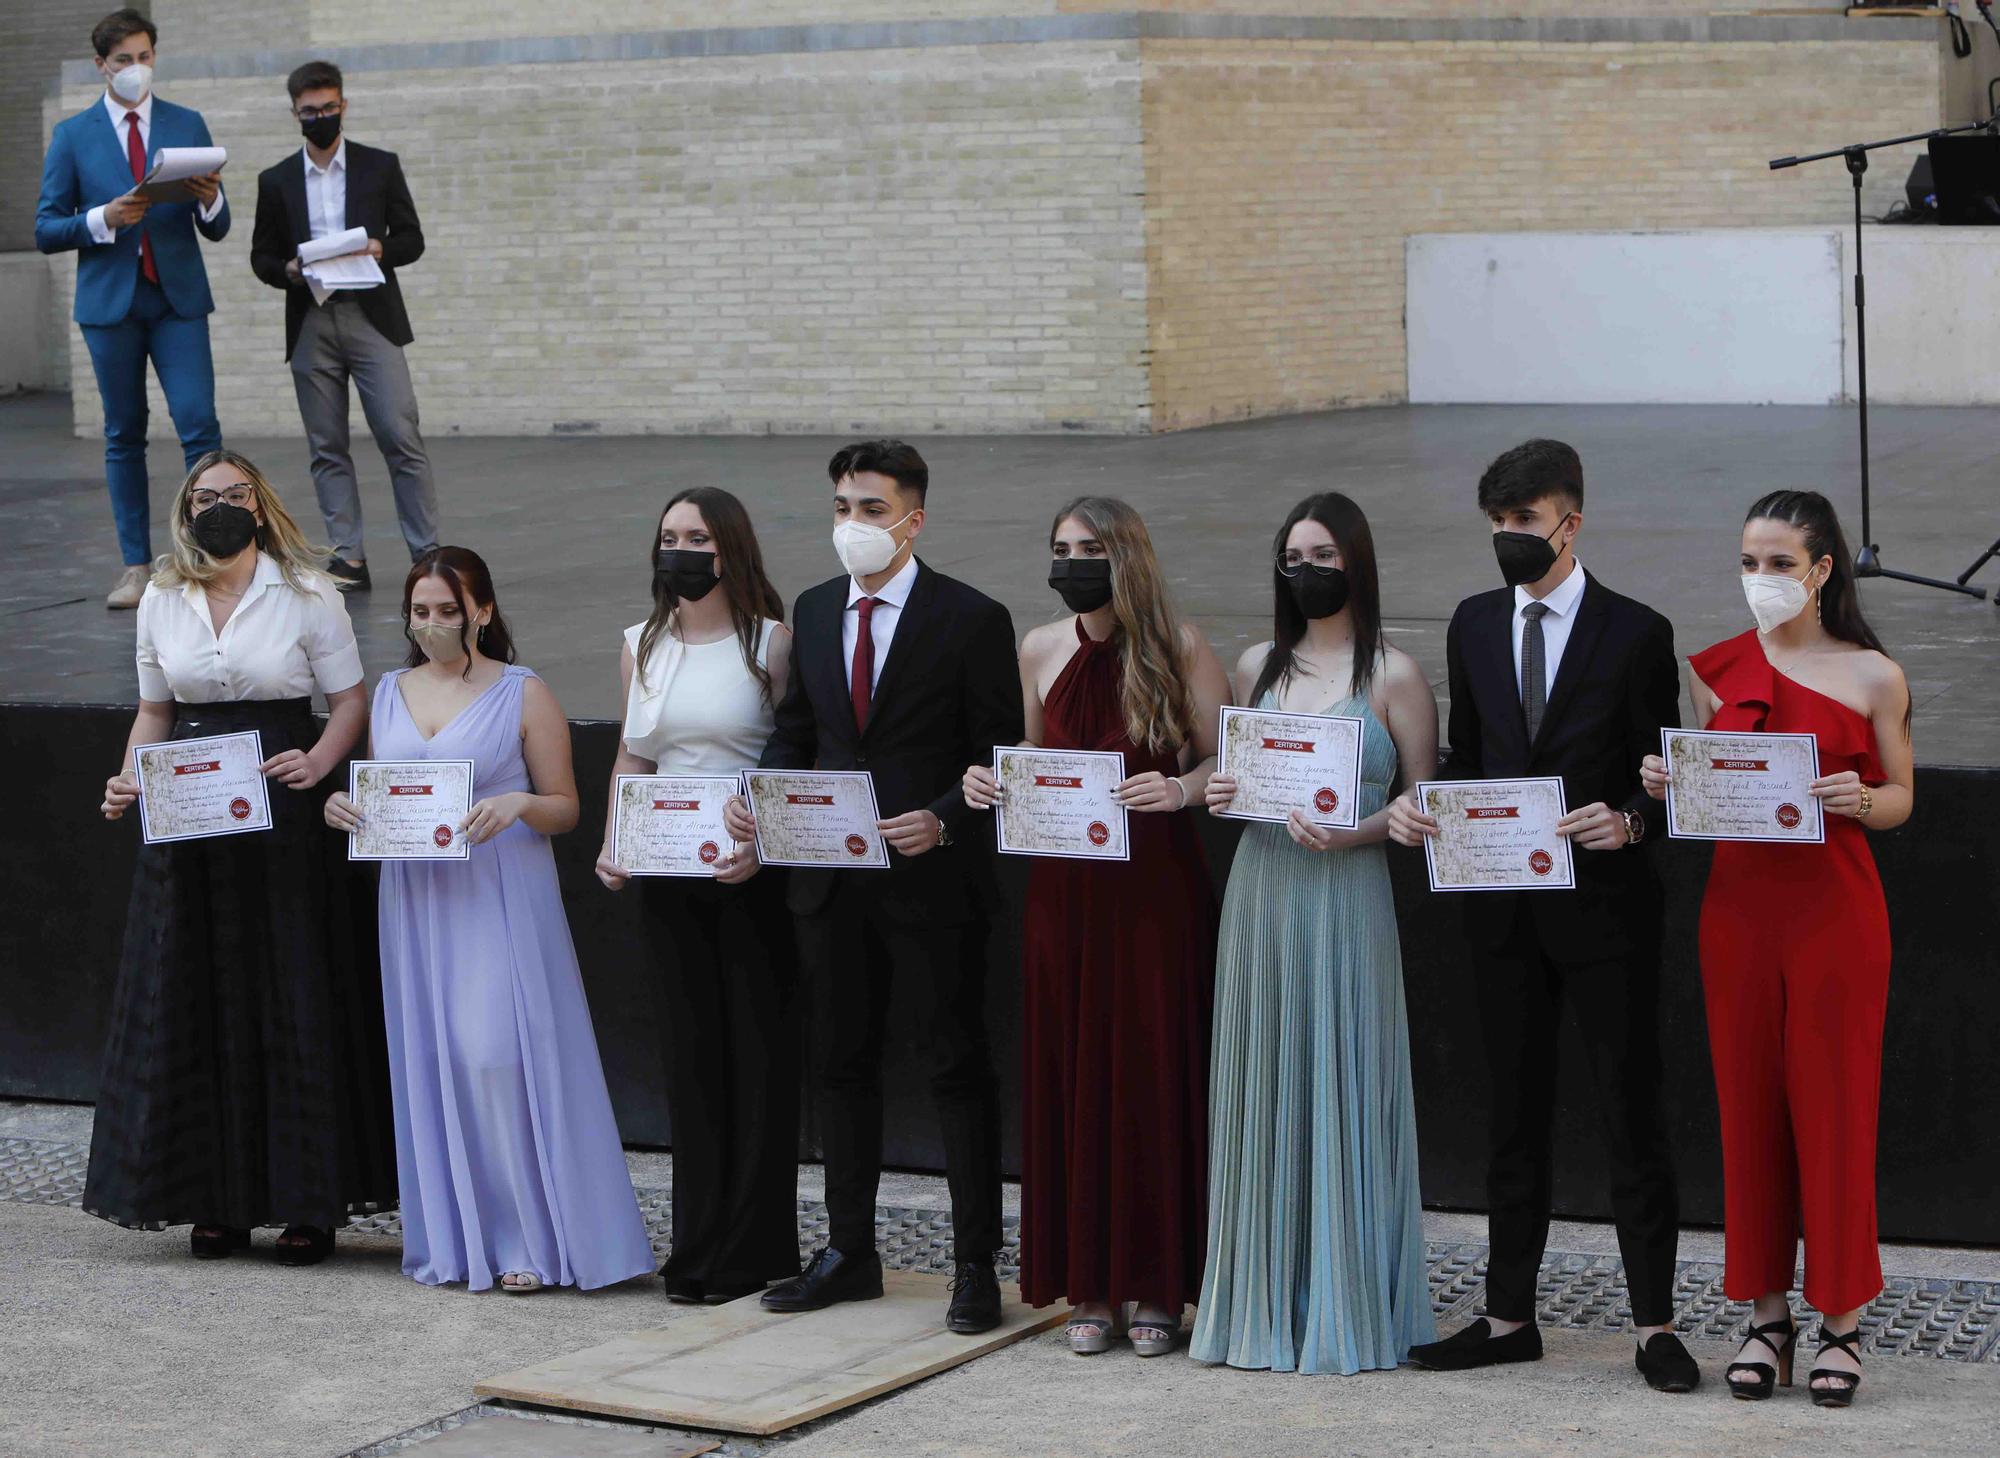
1190, 693, 1436, 1374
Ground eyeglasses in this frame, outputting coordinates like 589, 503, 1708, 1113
190, 486, 255, 512
295, 103, 342, 121
1277, 549, 1342, 577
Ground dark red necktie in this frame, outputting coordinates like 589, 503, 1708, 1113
850, 597, 879, 733
124, 112, 158, 284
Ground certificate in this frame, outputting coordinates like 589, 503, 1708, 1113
993, 747, 1129, 861
347, 759, 474, 861
1215, 706, 1365, 829
743, 770, 889, 869
1662, 729, 1824, 844
134, 731, 271, 844
1417, 776, 1574, 892
610, 774, 742, 877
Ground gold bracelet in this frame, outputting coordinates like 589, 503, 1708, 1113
1855, 785, 1873, 821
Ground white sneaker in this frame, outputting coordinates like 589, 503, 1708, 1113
105, 565, 149, 610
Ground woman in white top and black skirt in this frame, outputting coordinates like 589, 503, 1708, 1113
92, 449, 395, 1264
596, 486, 801, 1303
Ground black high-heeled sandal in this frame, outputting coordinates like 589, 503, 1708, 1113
1724, 1315, 1797, 1401
1809, 1325, 1864, 1408
274, 1224, 334, 1267
189, 1225, 251, 1260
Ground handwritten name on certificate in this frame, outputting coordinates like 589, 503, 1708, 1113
348, 760, 474, 861
993, 747, 1129, 861
611, 774, 741, 876
135, 731, 272, 844
1663, 729, 1824, 844
1417, 777, 1575, 892
1216, 707, 1364, 829
743, 770, 889, 869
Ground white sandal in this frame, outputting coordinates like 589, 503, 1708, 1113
499, 1271, 546, 1294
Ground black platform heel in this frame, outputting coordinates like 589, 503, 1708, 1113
1725, 1315, 1797, 1401
189, 1225, 251, 1260
1809, 1325, 1864, 1408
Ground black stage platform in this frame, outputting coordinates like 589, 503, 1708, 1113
5, 392, 1996, 1242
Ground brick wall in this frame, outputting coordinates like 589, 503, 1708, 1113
3, 0, 125, 255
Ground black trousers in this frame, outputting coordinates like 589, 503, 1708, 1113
796, 881, 1002, 1260
640, 870, 801, 1290
1471, 899, 1681, 1328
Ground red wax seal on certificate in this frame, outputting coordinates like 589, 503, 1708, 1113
845, 833, 868, 858
1087, 820, 1110, 847
1775, 802, 1802, 829
1528, 848, 1554, 877
698, 840, 721, 864
228, 797, 251, 821
1313, 787, 1338, 815
433, 825, 453, 848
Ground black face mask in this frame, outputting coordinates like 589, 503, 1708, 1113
1491, 512, 1572, 589
1285, 565, 1350, 620
299, 115, 342, 150
1048, 557, 1113, 614
655, 547, 721, 603
191, 502, 259, 559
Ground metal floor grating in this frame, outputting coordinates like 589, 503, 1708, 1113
8, 1134, 1997, 1365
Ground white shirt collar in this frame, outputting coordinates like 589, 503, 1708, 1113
180, 547, 284, 608
104, 90, 152, 133
847, 553, 920, 610
1515, 559, 1587, 619
303, 137, 347, 177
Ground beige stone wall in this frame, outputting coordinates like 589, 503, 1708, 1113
1142, 37, 1941, 430
4, 0, 123, 255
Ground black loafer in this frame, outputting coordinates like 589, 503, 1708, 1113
760, 1247, 884, 1312
1636, 1331, 1701, 1393
946, 1258, 1002, 1335
1409, 1318, 1544, 1371
325, 558, 371, 592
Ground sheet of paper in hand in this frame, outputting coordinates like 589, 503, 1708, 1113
1663, 728, 1824, 843
347, 759, 474, 861
992, 746, 1128, 860
611, 774, 742, 876
742, 770, 889, 869
135, 730, 271, 844
135, 146, 226, 202
1417, 776, 1574, 891
1216, 706, 1364, 829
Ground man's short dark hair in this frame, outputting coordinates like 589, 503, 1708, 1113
92, 9, 155, 58
828, 439, 928, 504
287, 60, 344, 101
1476, 438, 1584, 515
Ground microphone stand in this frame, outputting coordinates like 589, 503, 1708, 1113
1770, 123, 1992, 600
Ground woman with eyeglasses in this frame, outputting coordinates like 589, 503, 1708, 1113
1190, 493, 1440, 1375
962, 496, 1227, 1358
89, 450, 395, 1265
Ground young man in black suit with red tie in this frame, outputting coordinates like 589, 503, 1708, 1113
1388, 439, 1700, 1393
724, 440, 1022, 1334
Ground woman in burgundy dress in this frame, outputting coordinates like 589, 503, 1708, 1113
963, 495, 1228, 1357
1641, 490, 1912, 1409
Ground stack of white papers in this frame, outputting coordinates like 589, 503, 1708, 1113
298, 226, 385, 306
135, 146, 227, 202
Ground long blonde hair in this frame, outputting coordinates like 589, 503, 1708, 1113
154, 449, 330, 592
1051, 496, 1196, 755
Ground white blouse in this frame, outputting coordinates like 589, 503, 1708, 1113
134, 552, 365, 704
621, 617, 779, 775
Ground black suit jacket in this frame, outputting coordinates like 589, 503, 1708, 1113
249, 140, 423, 360
760, 559, 1022, 925
1441, 569, 1679, 961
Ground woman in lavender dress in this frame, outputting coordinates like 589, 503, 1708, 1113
326, 547, 652, 1292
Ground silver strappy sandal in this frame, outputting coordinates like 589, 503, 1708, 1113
1127, 1306, 1180, 1358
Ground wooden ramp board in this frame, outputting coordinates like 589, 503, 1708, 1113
474, 1271, 1066, 1436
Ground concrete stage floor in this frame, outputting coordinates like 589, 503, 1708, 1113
4, 391, 1996, 765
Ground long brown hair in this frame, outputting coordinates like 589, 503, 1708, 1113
156, 449, 329, 593
1050, 496, 1196, 755
402, 547, 518, 679
635, 487, 786, 705
1251, 493, 1385, 709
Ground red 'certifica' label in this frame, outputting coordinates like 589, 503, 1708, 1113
652, 799, 701, 811
1086, 820, 1111, 847
388, 784, 432, 796
1261, 737, 1315, 753
1033, 775, 1083, 789
1775, 802, 1803, 829
228, 797, 252, 821
789, 794, 836, 806
1313, 787, 1338, 814
844, 833, 868, 857
1467, 805, 1520, 819
698, 840, 721, 864
173, 761, 221, 776
1528, 848, 1554, 877
1711, 758, 1771, 772
432, 825, 453, 848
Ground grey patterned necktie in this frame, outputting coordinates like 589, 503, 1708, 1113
1520, 601, 1550, 741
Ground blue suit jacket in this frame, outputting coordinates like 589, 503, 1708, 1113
35, 97, 230, 326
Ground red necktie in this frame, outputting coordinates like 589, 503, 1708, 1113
850, 597, 879, 734
124, 112, 158, 284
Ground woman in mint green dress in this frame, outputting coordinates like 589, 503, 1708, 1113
1191, 492, 1439, 1375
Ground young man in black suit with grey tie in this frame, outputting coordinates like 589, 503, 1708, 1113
724, 440, 1022, 1334
1388, 439, 1700, 1393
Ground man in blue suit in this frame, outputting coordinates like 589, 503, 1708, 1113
36, 9, 229, 608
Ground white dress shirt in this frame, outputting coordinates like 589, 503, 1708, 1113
87, 90, 225, 245
842, 554, 919, 695
1510, 558, 1588, 705
303, 139, 347, 243
135, 552, 364, 704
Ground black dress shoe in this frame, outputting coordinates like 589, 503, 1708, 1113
760, 1247, 884, 1312
1635, 1332, 1701, 1393
661, 1274, 705, 1304
946, 1258, 1002, 1335
325, 558, 371, 592
1409, 1318, 1544, 1371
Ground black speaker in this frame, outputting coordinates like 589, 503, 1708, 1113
1906, 154, 1935, 215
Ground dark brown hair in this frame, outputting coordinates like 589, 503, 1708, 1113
402, 547, 517, 678
1477, 438, 1585, 515
93, 9, 155, 58
1251, 493, 1385, 710
828, 439, 928, 503
287, 60, 344, 102
635, 488, 785, 704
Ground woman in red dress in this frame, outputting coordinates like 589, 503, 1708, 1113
1642, 490, 1912, 1409
963, 496, 1228, 1357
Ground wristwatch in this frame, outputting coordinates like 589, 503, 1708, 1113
1620, 808, 1646, 846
